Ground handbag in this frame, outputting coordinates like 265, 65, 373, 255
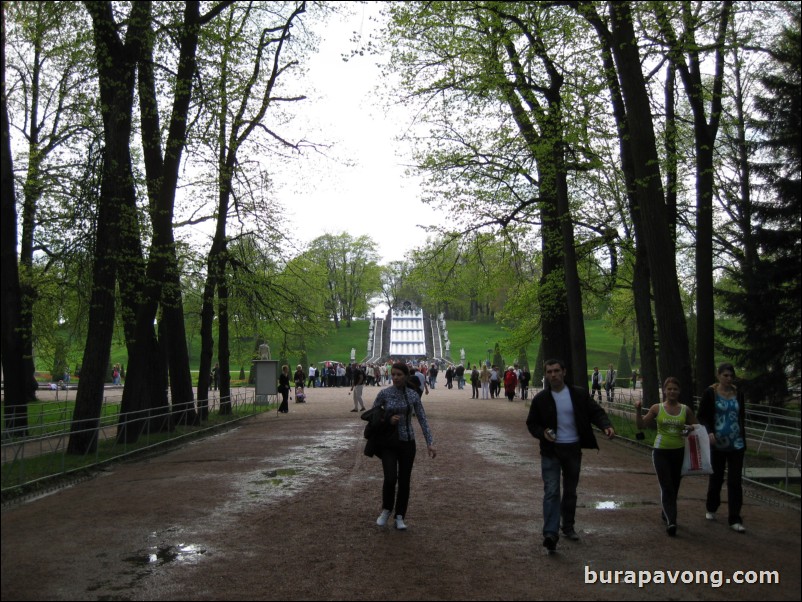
682, 425, 713, 476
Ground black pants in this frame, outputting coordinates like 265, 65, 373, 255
381, 440, 417, 517
652, 447, 684, 527
707, 447, 745, 525
278, 389, 289, 413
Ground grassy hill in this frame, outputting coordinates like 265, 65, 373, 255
446, 319, 624, 372
92, 318, 626, 383
287, 318, 624, 376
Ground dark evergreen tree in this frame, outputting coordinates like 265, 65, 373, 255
518, 347, 529, 372
719, 8, 801, 404
492, 343, 504, 371
532, 342, 544, 388
617, 342, 632, 388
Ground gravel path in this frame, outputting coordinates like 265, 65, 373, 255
2, 384, 800, 601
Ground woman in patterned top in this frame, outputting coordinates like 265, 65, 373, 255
697, 362, 747, 533
373, 362, 436, 531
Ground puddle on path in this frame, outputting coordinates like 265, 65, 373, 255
124, 543, 207, 567
227, 426, 356, 511
471, 425, 530, 467
585, 499, 658, 510
88, 529, 209, 597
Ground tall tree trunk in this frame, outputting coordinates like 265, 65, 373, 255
1, 5, 31, 434
196, 248, 219, 420
581, 3, 662, 404
198, 239, 227, 419
608, 2, 694, 405
694, 133, 716, 394
218, 274, 232, 414
654, 1, 732, 396
556, 150, 588, 388
68, 1, 150, 454
538, 189, 572, 380
18, 46, 44, 406
664, 63, 678, 248
121, 1, 207, 439
632, 249, 660, 405
490, 20, 584, 386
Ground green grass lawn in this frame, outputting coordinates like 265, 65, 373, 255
79, 318, 630, 383
46, 316, 700, 387
447, 318, 624, 373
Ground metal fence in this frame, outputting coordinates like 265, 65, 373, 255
2, 388, 262, 497
608, 389, 801, 499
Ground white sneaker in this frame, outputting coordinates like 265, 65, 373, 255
730, 523, 746, 533
376, 509, 391, 527
395, 515, 407, 530
705, 512, 716, 520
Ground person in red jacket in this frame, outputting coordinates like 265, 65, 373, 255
504, 366, 518, 401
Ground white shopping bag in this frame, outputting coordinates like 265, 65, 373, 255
682, 424, 713, 476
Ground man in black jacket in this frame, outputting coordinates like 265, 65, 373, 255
526, 359, 615, 552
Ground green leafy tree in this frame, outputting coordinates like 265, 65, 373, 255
309, 233, 383, 328
5, 2, 94, 403
381, 2, 591, 384
193, 1, 311, 415
719, 6, 801, 403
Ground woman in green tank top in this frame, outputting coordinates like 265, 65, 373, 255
635, 377, 698, 536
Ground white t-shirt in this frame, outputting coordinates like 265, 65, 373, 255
552, 386, 579, 444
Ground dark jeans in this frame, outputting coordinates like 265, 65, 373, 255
278, 390, 289, 413
381, 440, 417, 518
652, 447, 684, 526
707, 447, 745, 525
471, 382, 479, 398
541, 443, 582, 537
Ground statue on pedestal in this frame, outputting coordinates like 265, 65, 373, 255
351, 348, 356, 362
460, 347, 466, 362
259, 342, 271, 360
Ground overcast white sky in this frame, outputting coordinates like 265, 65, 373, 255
281, 2, 444, 264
